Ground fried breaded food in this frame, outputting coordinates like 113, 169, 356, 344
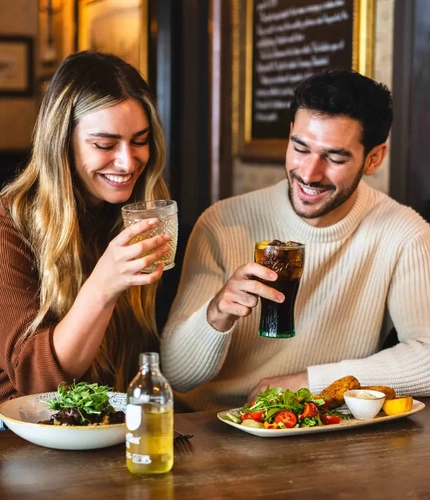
320, 375, 361, 409
360, 386, 396, 400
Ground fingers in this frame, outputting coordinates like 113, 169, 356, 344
131, 243, 170, 274
215, 298, 254, 319
116, 218, 158, 245
207, 263, 286, 331
239, 280, 284, 304
235, 262, 277, 282
113, 223, 171, 263
127, 233, 171, 260
228, 263, 285, 304
137, 262, 165, 284
122, 261, 166, 287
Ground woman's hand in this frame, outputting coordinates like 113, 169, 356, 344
53, 218, 170, 380
87, 218, 171, 304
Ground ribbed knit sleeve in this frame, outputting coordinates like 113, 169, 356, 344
161, 211, 236, 392
308, 224, 430, 396
0, 210, 69, 401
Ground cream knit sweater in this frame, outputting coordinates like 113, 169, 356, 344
161, 180, 430, 411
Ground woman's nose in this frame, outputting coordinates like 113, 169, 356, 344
114, 145, 134, 171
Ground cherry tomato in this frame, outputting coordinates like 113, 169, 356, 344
240, 413, 252, 421
241, 409, 266, 422
274, 410, 297, 428
321, 414, 341, 425
299, 402, 319, 419
249, 410, 266, 422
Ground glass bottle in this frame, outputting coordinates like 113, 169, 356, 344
126, 352, 174, 474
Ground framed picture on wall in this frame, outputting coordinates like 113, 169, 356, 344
0, 36, 34, 97
78, 0, 148, 77
236, 0, 375, 162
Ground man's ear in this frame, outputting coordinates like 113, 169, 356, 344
363, 143, 388, 175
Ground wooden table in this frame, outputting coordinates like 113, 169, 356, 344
1, 398, 430, 500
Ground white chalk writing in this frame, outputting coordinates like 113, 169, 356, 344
253, 0, 351, 125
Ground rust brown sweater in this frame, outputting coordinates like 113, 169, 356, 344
0, 205, 70, 402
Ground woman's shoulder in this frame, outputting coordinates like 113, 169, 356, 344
0, 199, 27, 244
0, 198, 8, 217
0, 199, 13, 228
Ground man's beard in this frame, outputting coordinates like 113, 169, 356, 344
287, 162, 365, 220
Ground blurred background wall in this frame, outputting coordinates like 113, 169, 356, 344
0, 0, 429, 325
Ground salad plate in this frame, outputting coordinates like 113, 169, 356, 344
217, 399, 425, 437
0, 391, 126, 450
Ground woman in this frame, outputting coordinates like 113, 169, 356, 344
0, 51, 170, 404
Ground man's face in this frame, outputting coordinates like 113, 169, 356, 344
285, 109, 367, 227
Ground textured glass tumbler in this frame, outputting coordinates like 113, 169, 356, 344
121, 200, 178, 272
255, 241, 305, 338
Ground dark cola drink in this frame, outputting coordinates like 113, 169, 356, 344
255, 240, 305, 338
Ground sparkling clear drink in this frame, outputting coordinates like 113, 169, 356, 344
126, 403, 174, 474
255, 240, 305, 338
127, 213, 178, 271
126, 352, 174, 475
122, 200, 178, 272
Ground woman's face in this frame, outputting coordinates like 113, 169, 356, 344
72, 98, 151, 206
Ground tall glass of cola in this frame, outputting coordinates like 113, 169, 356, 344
255, 240, 305, 338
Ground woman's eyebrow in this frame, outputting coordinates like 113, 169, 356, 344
132, 127, 151, 137
88, 132, 120, 139
87, 127, 150, 139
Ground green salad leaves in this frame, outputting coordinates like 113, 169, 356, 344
243, 387, 325, 419
46, 381, 112, 424
223, 386, 350, 430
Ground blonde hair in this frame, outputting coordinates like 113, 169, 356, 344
1, 51, 169, 390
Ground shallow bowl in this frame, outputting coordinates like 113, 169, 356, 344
0, 392, 126, 450
344, 389, 386, 420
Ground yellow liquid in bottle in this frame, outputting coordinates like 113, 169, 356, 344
126, 404, 174, 474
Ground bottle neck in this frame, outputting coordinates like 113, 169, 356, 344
139, 362, 161, 375
139, 352, 160, 373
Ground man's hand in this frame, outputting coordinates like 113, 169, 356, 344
206, 263, 285, 332
248, 371, 309, 402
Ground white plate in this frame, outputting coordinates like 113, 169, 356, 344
0, 391, 126, 450
217, 399, 425, 438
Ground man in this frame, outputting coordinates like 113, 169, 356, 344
161, 69, 430, 411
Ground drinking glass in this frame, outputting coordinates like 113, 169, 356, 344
121, 200, 178, 273
255, 240, 305, 338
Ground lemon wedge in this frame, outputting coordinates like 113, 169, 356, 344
382, 396, 413, 416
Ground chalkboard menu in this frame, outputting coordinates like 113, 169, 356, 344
239, 0, 373, 161
252, 0, 354, 140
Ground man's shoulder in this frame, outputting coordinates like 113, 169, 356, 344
365, 186, 430, 238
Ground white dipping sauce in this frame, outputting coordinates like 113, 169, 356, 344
353, 391, 378, 400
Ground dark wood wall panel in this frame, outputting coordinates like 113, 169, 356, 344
391, 0, 430, 222
409, 0, 430, 221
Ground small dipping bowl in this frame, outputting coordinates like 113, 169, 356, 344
344, 389, 386, 420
